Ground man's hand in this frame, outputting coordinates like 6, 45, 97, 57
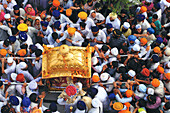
93, 38, 97, 43
56, 39, 60, 43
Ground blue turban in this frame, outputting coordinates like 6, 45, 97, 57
147, 28, 155, 34
22, 97, 31, 107
137, 14, 145, 21
152, 54, 160, 63
49, 102, 57, 112
139, 84, 147, 93
52, 10, 60, 18
128, 35, 137, 41
41, 21, 49, 27
19, 32, 27, 42
91, 26, 99, 32
109, 93, 115, 100
156, 37, 163, 44
10, 96, 19, 106
29, 45, 37, 52
13, 5, 19, 10
106, 23, 113, 29
8, 36, 16, 43
77, 101, 86, 110
54, 21, 61, 29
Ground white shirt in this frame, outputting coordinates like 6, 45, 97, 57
105, 16, 120, 30
4, 60, 16, 75
2, 0, 17, 12
138, 19, 151, 30
0, 41, 12, 52
88, 99, 103, 113
105, 77, 115, 92
60, 31, 84, 46
27, 26, 39, 38
86, 30, 106, 43
89, 12, 105, 24
49, 14, 73, 26
76, 17, 96, 31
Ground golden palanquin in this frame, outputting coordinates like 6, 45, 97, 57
42, 45, 93, 79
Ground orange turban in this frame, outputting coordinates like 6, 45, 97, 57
33, 109, 42, 113
124, 102, 131, 108
113, 102, 123, 111
126, 90, 133, 97
17, 49, 26, 56
0, 49, 7, 56
92, 75, 100, 82
16, 73, 25, 82
153, 46, 161, 53
152, 78, 160, 87
140, 6, 147, 13
53, 0, 60, 7
78, 12, 88, 20
165, 73, 170, 80
156, 65, 164, 74
67, 27, 76, 34
140, 38, 148, 45
66, 9, 72, 17
141, 68, 150, 77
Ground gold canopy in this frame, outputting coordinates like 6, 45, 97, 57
42, 45, 93, 79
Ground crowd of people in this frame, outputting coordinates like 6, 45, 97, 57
0, 0, 169, 113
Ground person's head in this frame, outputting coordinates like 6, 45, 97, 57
66, 8, 72, 17
26, 5, 32, 13
145, 0, 152, 5
106, 23, 113, 34
138, 99, 146, 107
147, 95, 156, 104
52, 32, 59, 42
3, 39, 10, 48
46, 15, 51, 22
152, 14, 158, 22
120, 45, 128, 54
9, 96, 19, 106
135, 24, 142, 33
109, 12, 117, 21
87, 87, 98, 99
0, 49, 7, 57
128, 35, 137, 44
49, 102, 57, 112
67, 27, 76, 37
112, 29, 121, 39
120, 9, 127, 17
90, 10, 96, 18
35, 49, 42, 59
140, 38, 148, 46
29, 45, 37, 53
52, 10, 61, 20
35, 19, 40, 25
101, 44, 109, 53
7, 0, 11, 3
78, 12, 88, 22
13, 5, 20, 14
41, 21, 48, 31
7, 57, 13, 66
80, 22, 86, 30
153, 3, 160, 12
140, 6, 147, 13
163, 102, 170, 111
147, 27, 155, 35
91, 26, 99, 37
136, 14, 145, 23
53, 0, 60, 7
54, 21, 61, 30
1, 105, 10, 113
100, 72, 110, 82
4, 14, 11, 21
29, 93, 38, 103
17, 49, 27, 57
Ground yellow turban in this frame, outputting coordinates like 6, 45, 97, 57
78, 11, 88, 20
0, 49, 7, 56
67, 27, 76, 34
17, 23, 28, 31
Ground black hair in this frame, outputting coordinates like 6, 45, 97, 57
101, 45, 109, 52
80, 22, 86, 28
138, 99, 146, 107
165, 102, 170, 110
35, 49, 42, 57
20, 44, 28, 50
153, 14, 158, 19
29, 93, 38, 103
122, 73, 129, 81
52, 32, 58, 41
4, 39, 10, 47
1, 105, 10, 113
112, 61, 118, 68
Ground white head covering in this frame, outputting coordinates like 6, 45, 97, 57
11, 73, 17, 81
75, 82, 83, 90
19, 62, 27, 69
165, 48, 170, 56
128, 70, 136, 77
91, 57, 98, 65
135, 24, 141, 29
147, 88, 154, 95
109, 12, 117, 19
138, 84, 147, 93
93, 72, 99, 76
28, 80, 37, 90
123, 22, 130, 29
46, 15, 51, 19
111, 47, 118, 56
92, 98, 100, 108
90, 10, 96, 15
133, 44, 140, 51
100, 72, 110, 81
7, 57, 13, 63
167, 62, 170, 68
4, 14, 11, 19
